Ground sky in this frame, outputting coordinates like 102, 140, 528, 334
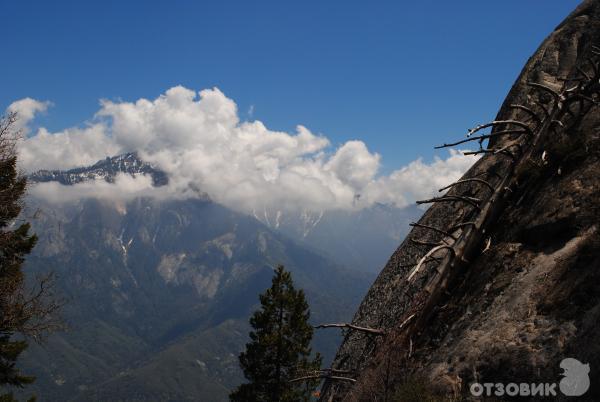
0, 1, 580, 212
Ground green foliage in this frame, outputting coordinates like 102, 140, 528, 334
230, 265, 321, 402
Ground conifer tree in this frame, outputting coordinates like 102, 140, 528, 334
230, 265, 321, 402
0, 112, 59, 401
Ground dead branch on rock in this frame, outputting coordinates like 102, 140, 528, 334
464, 147, 517, 160
315, 323, 385, 336
409, 222, 457, 240
509, 104, 544, 126
435, 129, 527, 149
577, 66, 591, 81
407, 245, 455, 282
290, 374, 357, 383
410, 238, 449, 247
438, 178, 494, 193
398, 314, 416, 330
587, 57, 599, 78
532, 99, 551, 118
527, 81, 563, 103
448, 221, 476, 233
291, 368, 357, 384
416, 195, 481, 210
398, 256, 443, 269
467, 120, 533, 137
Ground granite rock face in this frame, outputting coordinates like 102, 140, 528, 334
321, 2, 600, 400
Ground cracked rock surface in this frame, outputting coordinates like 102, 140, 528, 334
321, 2, 600, 400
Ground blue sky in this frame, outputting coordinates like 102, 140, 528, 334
1, 0, 578, 172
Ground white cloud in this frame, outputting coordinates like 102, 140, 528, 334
28, 173, 175, 205
363, 149, 479, 207
11, 87, 479, 212
19, 125, 121, 171
7, 98, 52, 133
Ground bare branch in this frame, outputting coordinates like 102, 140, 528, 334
407, 245, 455, 282
290, 374, 356, 383
409, 222, 457, 241
434, 129, 527, 149
410, 238, 447, 247
464, 148, 516, 160
398, 256, 443, 269
587, 57, 598, 78
527, 82, 562, 103
416, 195, 481, 210
508, 104, 543, 126
466, 120, 533, 137
398, 313, 416, 330
576, 66, 591, 81
438, 178, 494, 193
315, 323, 385, 336
532, 99, 551, 118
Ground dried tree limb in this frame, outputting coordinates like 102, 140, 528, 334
532, 99, 551, 118
410, 239, 448, 247
576, 66, 591, 81
448, 221, 476, 233
527, 82, 562, 102
315, 323, 385, 336
434, 129, 527, 149
398, 256, 443, 269
464, 148, 517, 160
409, 222, 457, 241
290, 374, 356, 383
587, 57, 599, 78
416, 195, 481, 210
466, 120, 533, 137
438, 178, 494, 193
398, 313, 416, 330
509, 104, 543, 126
570, 94, 599, 104
407, 245, 455, 282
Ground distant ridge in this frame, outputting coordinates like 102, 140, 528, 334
29, 152, 169, 187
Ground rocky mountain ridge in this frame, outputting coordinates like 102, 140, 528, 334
29, 153, 421, 274
29, 152, 169, 187
321, 2, 600, 400
21, 158, 375, 400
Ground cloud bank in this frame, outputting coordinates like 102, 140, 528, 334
10, 87, 479, 212
28, 174, 173, 205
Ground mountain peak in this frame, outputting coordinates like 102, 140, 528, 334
29, 152, 169, 187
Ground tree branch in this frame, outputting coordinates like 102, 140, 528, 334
438, 178, 494, 193
290, 374, 356, 383
416, 195, 481, 210
434, 129, 527, 149
314, 323, 385, 336
407, 245, 455, 282
409, 222, 457, 241
527, 82, 563, 103
509, 104, 543, 126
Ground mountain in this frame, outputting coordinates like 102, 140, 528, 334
18, 155, 374, 401
321, 2, 600, 400
33, 152, 421, 274
30, 152, 169, 187
254, 204, 421, 273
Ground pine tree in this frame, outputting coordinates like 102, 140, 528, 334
0, 112, 58, 401
230, 265, 322, 402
